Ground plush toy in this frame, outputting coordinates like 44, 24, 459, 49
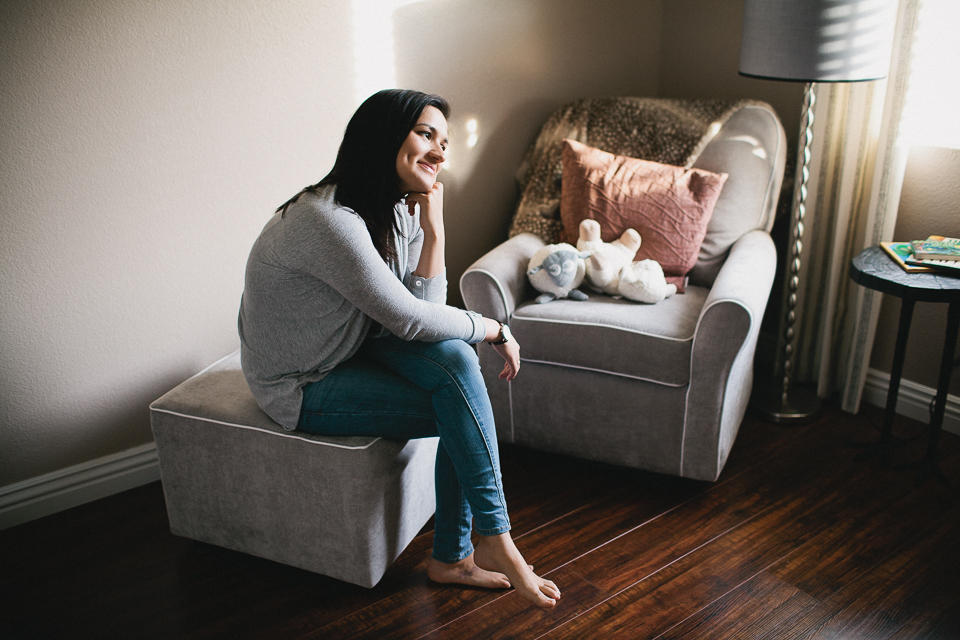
618, 259, 677, 304
527, 243, 589, 304
576, 219, 642, 295
576, 219, 677, 304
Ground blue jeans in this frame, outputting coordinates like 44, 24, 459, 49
297, 333, 511, 563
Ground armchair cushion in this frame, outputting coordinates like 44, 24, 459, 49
559, 139, 728, 291
511, 287, 708, 386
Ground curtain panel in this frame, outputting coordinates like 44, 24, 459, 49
790, 0, 920, 413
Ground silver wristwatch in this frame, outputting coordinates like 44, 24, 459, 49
489, 322, 512, 345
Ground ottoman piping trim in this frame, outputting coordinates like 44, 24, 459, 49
149, 407, 380, 450
520, 358, 687, 387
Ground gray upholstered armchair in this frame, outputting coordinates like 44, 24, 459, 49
460, 98, 786, 481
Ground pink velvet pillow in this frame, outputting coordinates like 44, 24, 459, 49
560, 139, 728, 292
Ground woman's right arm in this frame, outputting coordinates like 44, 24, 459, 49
289, 201, 483, 342
285, 197, 521, 376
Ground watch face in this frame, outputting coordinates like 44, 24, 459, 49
502, 324, 513, 342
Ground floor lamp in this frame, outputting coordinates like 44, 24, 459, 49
739, 0, 899, 424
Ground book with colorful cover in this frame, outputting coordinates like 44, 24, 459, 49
904, 255, 960, 273
880, 241, 935, 273
910, 235, 960, 261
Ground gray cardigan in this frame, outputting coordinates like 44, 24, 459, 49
238, 185, 486, 429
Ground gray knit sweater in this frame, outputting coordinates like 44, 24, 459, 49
238, 184, 486, 429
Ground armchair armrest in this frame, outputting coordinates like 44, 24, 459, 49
699, 229, 778, 332
692, 229, 777, 382
460, 233, 545, 322
683, 229, 777, 480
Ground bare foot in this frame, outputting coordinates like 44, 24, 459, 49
474, 534, 560, 609
475, 553, 534, 572
426, 553, 511, 589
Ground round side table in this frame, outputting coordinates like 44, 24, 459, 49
849, 246, 960, 485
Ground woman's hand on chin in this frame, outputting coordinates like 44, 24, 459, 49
405, 181, 444, 239
408, 181, 445, 279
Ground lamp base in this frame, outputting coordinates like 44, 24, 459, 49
750, 381, 821, 425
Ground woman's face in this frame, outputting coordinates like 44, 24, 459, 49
396, 105, 448, 194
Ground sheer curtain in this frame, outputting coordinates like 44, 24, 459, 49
791, 0, 921, 412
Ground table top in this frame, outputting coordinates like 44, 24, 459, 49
850, 246, 960, 303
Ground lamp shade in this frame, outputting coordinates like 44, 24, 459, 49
739, 0, 898, 83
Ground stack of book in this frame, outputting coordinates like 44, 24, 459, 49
881, 235, 960, 274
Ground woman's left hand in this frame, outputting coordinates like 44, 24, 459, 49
492, 340, 520, 381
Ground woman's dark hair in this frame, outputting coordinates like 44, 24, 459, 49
278, 89, 450, 263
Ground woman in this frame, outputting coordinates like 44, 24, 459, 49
238, 89, 560, 609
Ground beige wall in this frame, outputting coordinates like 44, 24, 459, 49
3, 0, 950, 496
1, 0, 357, 485
659, 0, 805, 141
0, 0, 661, 487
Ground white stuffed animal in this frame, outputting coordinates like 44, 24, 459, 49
618, 259, 677, 304
576, 218, 677, 304
576, 219, 642, 295
527, 243, 589, 304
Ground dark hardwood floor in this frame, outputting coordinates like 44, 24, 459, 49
3, 400, 959, 639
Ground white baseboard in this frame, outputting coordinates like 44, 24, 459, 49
862, 368, 960, 436
0, 443, 159, 530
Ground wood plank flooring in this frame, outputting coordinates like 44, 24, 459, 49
2, 401, 959, 639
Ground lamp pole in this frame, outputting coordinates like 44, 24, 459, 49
753, 82, 821, 423
738, 0, 899, 424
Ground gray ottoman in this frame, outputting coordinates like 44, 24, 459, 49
149, 350, 438, 588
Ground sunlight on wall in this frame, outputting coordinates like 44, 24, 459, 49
901, 0, 960, 148
350, 0, 424, 105
465, 118, 479, 148
349, 0, 483, 178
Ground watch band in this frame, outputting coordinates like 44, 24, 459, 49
489, 321, 511, 345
